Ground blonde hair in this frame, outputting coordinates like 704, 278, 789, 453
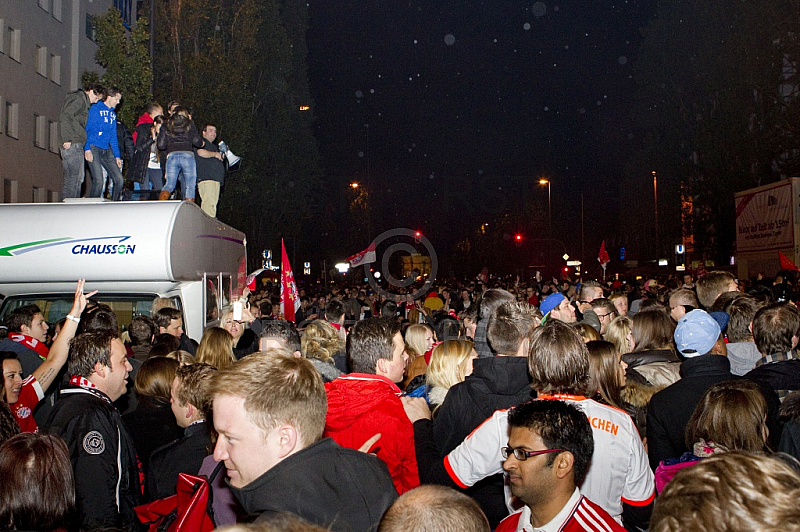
651, 452, 800, 532
405, 324, 434, 358
196, 327, 236, 369
426, 340, 475, 391
572, 323, 601, 343
301, 320, 345, 363
606, 315, 633, 355
164, 350, 196, 366
211, 355, 326, 447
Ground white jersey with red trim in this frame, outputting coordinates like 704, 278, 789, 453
443, 395, 655, 522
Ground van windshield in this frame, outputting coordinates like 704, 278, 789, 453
0, 294, 181, 334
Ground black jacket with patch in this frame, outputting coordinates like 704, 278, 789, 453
44, 385, 142, 530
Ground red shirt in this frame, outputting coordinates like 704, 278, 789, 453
496, 493, 625, 532
12, 376, 44, 433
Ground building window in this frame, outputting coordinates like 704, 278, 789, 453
52, 0, 62, 21
49, 190, 59, 202
49, 54, 61, 85
49, 121, 59, 153
85, 15, 96, 42
3, 179, 18, 204
5, 101, 18, 139
36, 46, 48, 77
38, 0, 50, 13
34, 114, 48, 149
7, 27, 21, 62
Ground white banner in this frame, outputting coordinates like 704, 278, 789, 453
736, 182, 794, 252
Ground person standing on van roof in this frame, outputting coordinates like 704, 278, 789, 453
58, 82, 105, 199
85, 87, 124, 201
195, 124, 225, 218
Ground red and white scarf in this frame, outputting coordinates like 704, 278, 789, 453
8, 333, 49, 360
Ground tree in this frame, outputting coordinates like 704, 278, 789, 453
83, 9, 153, 128
150, 0, 321, 268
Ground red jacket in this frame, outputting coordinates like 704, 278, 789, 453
132, 112, 154, 144
324, 373, 420, 494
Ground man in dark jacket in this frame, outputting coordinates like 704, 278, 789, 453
211, 355, 397, 531
647, 310, 780, 471
746, 302, 800, 401
44, 330, 140, 530
147, 363, 214, 501
432, 300, 535, 527
58, 82, 104, 198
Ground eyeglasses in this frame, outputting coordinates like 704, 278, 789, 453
596, 312, 613, 319
501, 446, 564, 461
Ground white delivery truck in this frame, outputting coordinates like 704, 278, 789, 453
0, 200, 247, 342
735, 177, 800, 280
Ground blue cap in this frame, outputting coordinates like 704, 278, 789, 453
540, 292, 566, 316
674, 309, 721, 357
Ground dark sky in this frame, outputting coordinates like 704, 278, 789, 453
306, 0, 657, 265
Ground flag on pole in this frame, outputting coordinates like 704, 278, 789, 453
246, 269, 266, 292
779, 251, 800, 272
280, 239, 301, 322
598, 240, 610, 280
347, 241, 376, 268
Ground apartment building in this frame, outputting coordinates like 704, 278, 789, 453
0, 0, 123, 203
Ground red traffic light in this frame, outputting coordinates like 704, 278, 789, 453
415, 231, 421, 237
515, 234, 522, 241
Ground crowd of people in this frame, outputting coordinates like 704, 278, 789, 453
59, 83, 228, 217
2, 269, 800, 531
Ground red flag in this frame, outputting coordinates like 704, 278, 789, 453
779, 251, 800, 272
597, 240, 610, 267
280, 239, 300, 322
347, 241, 376, 267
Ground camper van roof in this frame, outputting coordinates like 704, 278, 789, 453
0, 201, 246, 284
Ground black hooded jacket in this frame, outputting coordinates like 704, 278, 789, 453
230, 437, 397, 531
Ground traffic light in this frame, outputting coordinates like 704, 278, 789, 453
414, 231, 421, 243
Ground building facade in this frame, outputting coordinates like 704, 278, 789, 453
0, 0, 117, 203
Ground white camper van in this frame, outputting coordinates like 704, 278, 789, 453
0, 200, 247, 342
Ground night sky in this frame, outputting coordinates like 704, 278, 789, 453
307, 0, 657, 264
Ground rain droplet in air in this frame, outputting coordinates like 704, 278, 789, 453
524, 22, 531, 30
532, 2, 547, 17
444, 34, 456, 46
355, 90, 364, 98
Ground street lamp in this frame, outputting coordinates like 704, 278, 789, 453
652, 170, 659, 258
350, 182, 359, 189
539, 178, 551, 233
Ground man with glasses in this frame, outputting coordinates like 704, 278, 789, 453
404, 320, 654, 529
497, 399, 624, 532
589, 298, 618, 336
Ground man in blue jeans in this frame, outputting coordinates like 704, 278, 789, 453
85, 88, 124, 200
58, 83, 105, 198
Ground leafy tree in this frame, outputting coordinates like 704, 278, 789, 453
82, 9, 153, 127
150, 0, 321, 267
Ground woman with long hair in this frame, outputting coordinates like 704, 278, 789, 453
156, 106, 203, 201
586, 341, 628, 410
605, 315, 634, 355
0, 433, 76, 531
122, 356, 182, 476
403, 323, 436, 389
654, 380, 769, 492
196, 327, 236, 369
426, 340, 477, 410
221, 307, 259, 359
623, 310, 680, 388
301, 320, 346, 380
